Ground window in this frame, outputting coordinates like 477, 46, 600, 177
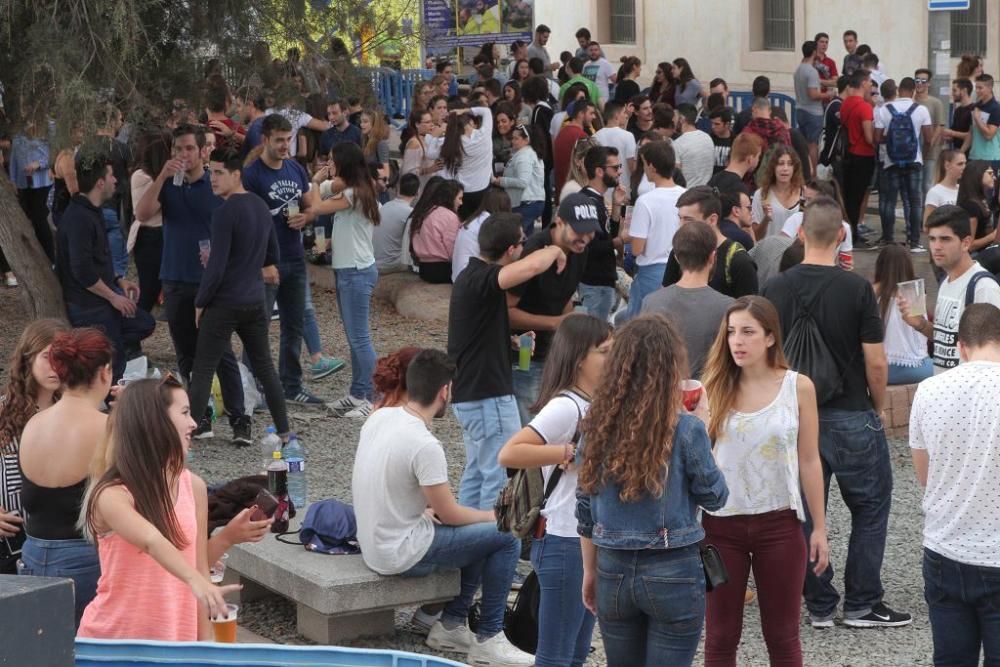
609, 0, 636, 44
951, 0, 987, 57
762, 0, 794, 51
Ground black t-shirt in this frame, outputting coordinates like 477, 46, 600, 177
97, 136, 132, 215
614, 79, 640, 105
663, 239, 758, 298
789, 128, 812, 181
961, 199, 993, 240
711, 134, 733, 173
718, 218, 755, 250
951, 103, 975, 150
509, 230, 588, 360
448, 258, 514, 402
708, 169, 749, 196
733, 107, 753, 136
57, 195, 117, 312
579, 186, 619, 287
761, 264, 883, 411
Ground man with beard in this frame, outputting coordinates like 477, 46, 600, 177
578, 145, 626, 322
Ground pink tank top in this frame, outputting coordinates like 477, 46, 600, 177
78, 469, 200, 641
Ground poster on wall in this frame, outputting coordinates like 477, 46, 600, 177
423, 0, 534, 49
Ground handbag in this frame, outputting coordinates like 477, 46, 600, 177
700, 543, 729, 592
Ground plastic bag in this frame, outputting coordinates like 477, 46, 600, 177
239, 362, 262, 413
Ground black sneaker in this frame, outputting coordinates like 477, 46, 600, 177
193, 416, 214, 440
230, 415, 252, 447
843, 602, 912, 628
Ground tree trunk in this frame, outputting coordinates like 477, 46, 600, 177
0, 173, 66, 319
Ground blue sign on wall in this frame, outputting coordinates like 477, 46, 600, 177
928, 0, 970, 10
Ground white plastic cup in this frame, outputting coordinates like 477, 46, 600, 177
897, 279, 926, 317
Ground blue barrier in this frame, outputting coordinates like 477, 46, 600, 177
728, 92, 799, 128
360, 68, 434, 119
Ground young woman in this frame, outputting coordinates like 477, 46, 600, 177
51, 122, 84, 226
502, 81, 530, 124
492, 102, 517, 166
314, 143, 382, 418
493, 123, 546, 237
752, 146, 805, 238
17, 328, 112, 626
401, 109, 443, 191
701, 296, 829, 666
373, 347, 422, 409
130, 131, 171, 313
440, 107, 494, 219
411, 81, 435, 117
957, 159, 997, 253
410, 179, 464, 284
779, 179, 854, 271
429, 95, 450, 131
647, 62, 675, 106
498, 315, 613, 667
614, 57, 642, 105
559, 135, 600, 202
0, 319, 67, 574
522, 75, 555, 227
671, 58, 703, 107
452, 187, 512, 282
874, 245, 933, 385
360, 109, 390, 170
577, 315, 728, 666
77, 377, 240, 641
10, 113, 55, 264
923, 149, 966, 225
511, 58, 531, 83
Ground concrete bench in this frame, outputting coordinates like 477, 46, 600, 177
884, 383, 919, 438
307, 263, 451, 323
224, 526, 460, 644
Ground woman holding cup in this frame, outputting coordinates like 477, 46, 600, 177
700, 296, 828, 665
875, 245, 933, 384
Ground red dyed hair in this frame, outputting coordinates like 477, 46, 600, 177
49, 328, 113, 389
373, 347, 422, 408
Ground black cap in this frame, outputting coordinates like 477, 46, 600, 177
557, 193, 600, 234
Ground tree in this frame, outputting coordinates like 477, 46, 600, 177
0, 0, 421, 319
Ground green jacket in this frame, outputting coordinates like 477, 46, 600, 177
559, 75, 600, 107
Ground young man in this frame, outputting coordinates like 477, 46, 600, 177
573, 27, 595, 59
57, 149, 154, 383
374, 172, 418, 274
708, 107, 734, 174
623, 141, 685, 319
819, 76, 848, 167
814, 32, 839, 87
553, 100, 595, 194
581, 41, 615, 106
899, 205, 1000, 373
204, 85, 245, 152
663, 186, 758, 298
527, 24, 557, 78
944, 78, 975, 151
242, 113, 325, 406
914, 68, 946, 194
135, 124, 249, 440
762, 196, 908, 629
873, 77, 932, 251
794, 40, 825, 171
718, 187, 756, 250
558, 57, 600, 107
267, 101, 330, 160
449, 213, 567, 510
842, 30, 862, 76
739, 96, 791, 154
188, 149, 289, 444
508, 193, 597, 425
236, 88, 268, 158
578, 146, 626, 322
910, 303, 1000, 665
671, 104, 715, 187
318, 99, 362, 155
734, 76, 769, 135
709, 132, 760, 195
643, 221, 733, 378
593, 101, 637, 192
840, 69, 876, 245
967, 74, 1000, 170
351, 349, 532, 666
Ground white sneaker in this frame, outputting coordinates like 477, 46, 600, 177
329, 394, 366, 416
467, 632, 535, 666
5, 275, 16, 287
344, 399, 373, 419
410, 606, 442, 632
425, 620, 473, 653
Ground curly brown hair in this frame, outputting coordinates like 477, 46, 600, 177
373, 347, 422, 409
0, 319, 68, 454
578, 315, 689, 502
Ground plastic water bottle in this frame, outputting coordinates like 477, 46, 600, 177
284, 433, 307, 510
266, 450, 290, 532
261, 426, 281, 472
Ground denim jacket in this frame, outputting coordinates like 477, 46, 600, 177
576, 413, 728, 550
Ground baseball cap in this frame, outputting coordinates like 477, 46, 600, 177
558, 193, 600, 234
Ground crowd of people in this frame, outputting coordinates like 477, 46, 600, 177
2, 19, 1000, 667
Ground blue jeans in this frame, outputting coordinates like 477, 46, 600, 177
531, 534, 597, 667
513, 200, 545, 237
796, 109, 824, 144
262, 259, 307, 395
625, 263, 666, 321
879, 164, 924, 246
888, 358, 934, 385
924, 548, 1000, 666
334, 264, 378, 401
101, 208, 128, 278
402, 522, 519, 638
452, 395, 522, 510
303, 279, 322, 357
66, 300, 155, 384
19, 536, 100, 629
512, 360, 544, 427
596, 543, 705, 667
803, 408, 892, 618
578, 284, 615, 323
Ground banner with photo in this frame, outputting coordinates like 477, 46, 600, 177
423, 0, 533, 48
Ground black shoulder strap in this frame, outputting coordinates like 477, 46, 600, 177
540, 393, 585, 507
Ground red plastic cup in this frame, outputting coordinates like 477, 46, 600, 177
681, 379, 703, 412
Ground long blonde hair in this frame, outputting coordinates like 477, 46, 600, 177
361, 109, 389, 159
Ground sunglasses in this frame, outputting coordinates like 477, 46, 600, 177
915, 78, 929, 84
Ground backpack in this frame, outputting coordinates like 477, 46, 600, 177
720, 240, 746, 288
885, 103, 920, 166
965, 270, 1000, 306
819, 100, 846, 168
781, 274, 852, 405
493, 394, 582, 539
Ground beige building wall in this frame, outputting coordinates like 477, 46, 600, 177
535, 0, 999, 95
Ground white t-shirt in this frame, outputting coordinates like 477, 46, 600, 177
328, 188, 375, 270
671, 130, 716, 187
932, 262, 1000, 373
581, 58, 615, 102
594, 126, 637, 192
752, 188, 800, 238
527, 391, 589, 538
873, 98, 932, 168
630, 185, 685, 265
636, 173, 654, 197
925, 183, 958, 209
452, 212, 487, 282
444, 106, 494, 193
780, 211, 853, 255
270, 108, 316, 158
911, 361, 1000, 567
550, 111, 567, 139
351, 407, 449, 575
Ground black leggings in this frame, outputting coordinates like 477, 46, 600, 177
841, 154, 875, 243
133, 225, 163, 313
17, 187, 54, 264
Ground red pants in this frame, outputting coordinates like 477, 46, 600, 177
703, 509, 807, 667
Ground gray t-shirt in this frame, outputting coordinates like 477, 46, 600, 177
641, 285, 734, 378
794, 63, 822, 115
351, 407, 449, 575
527, 42, 552, 78
373, 198, 413, 272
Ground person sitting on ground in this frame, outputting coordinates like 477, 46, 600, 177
351, 350, 533, 666
410, 179, 464, 284
374, 173, 419, 274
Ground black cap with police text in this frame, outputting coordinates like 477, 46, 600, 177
557, 192, 601, 234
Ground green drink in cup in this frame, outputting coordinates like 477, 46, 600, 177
518, 334, 533, 371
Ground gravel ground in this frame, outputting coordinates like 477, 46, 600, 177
0, 275, 934, 665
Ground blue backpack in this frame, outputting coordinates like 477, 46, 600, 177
885, 103, 920, 166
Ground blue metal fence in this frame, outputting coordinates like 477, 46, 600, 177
728, 92, 798, 128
